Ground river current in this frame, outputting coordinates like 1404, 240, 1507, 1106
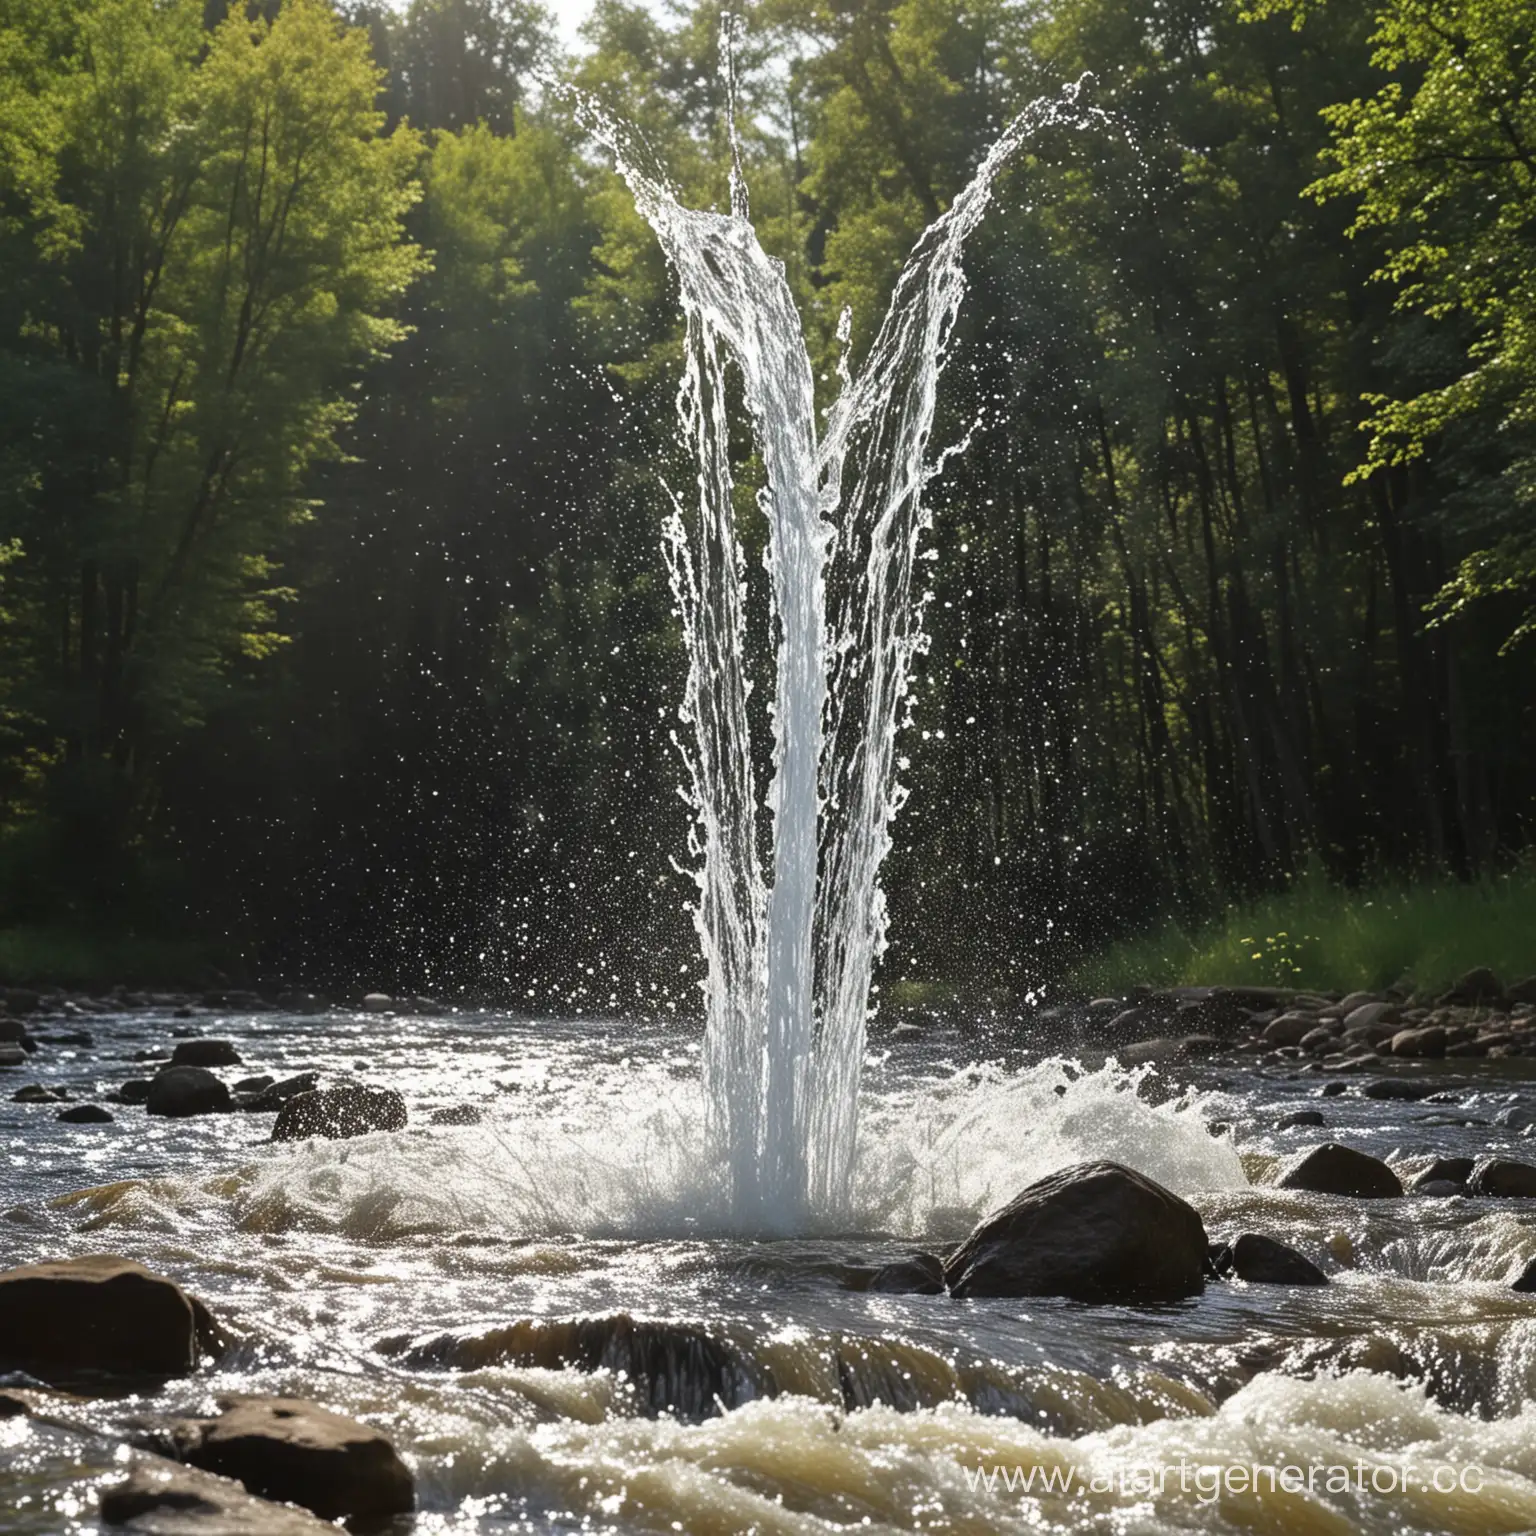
6, 1002, 1536, 1532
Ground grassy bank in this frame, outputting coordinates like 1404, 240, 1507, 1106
0, 925, 241, 990
1070, 867, 1536, 998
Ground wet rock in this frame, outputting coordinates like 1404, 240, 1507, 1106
1118, 1036, 1179, 1065
1391, 1026, 1447, 1058
1408, 1157, 1474, 1193
147, 1066, 233, 1118
1506, 977, 1536, 1007
1467, 1158, 1536, 1198
943, 1160, 1207, 1302
101, 1456, 336, 1534
1299, 1027, 1337, 1051
57, 1103, 113, 1124
360, 993, 393, 1013
1319, 1081, 1350, 1097
1361, 1078, 1441, 1102
1344, 1002, 1400, 1032
0, 1016, 36, 1048
1228, 1233, 1329, 1286
243, 1072, 320, 1112
867, 1254, 946, 1294
1276, 1110, 1324, 1130
1415, 1180, 1464, 1197
0, 1256, 221, 1380
12, 1083, 67, 1103
1276, 1143, 1403, 1198
171, 1396, 414, 1524
1512, 1256, 1536, 1292
271, 1083, 407, 1142
34, 1028, 93, 1046
1440, 968, 1504, 1007
1447, 1038, 1491, 1058
0, 1044, 26, 1068
427, 1103, 483, 1126
1336, 990, 1382, 1014
1261, 1015, 1315, 1047
171, 1039, 243, 1068
233, 1075, 275, 1095
1495, 1105, 1535, 1131
118, 1078, 153, 1105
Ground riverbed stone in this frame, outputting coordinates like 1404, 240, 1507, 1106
1408, 1157, 1474, 1192
243, 1072, 319, 1112
1344, 1002, 1400, 1032
1276, 1143, 1403, 1198
1361, 1078, 1441, 1102
1261, 1015, 1315, 1046
0, 1043, 26, 1067
1277, 1110, 1325, 1130
1228, 1233, 1329, 1285
0, 1256, 221, 1379
171, 1396, 414, 1525
171, 1039, 243, 1068
1512, 1256, 1536, 1292
271, 1083, 407, 1142
101, 1456, 337, 1534
1467, 1158, 1536, 1198
943, 1160, 1207, 1301
1391, 1026, 1447, 1058
146, 1066, 233, 1118
57, 1103, 113, 1123
361, 993, 393, 1013
427, 1102, 483, 1126
12, 1082, 67, 1102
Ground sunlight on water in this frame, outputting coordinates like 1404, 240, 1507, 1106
220, 1058, 1239, 1241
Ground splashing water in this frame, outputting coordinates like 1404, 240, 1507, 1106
570, 40, 1091, 1230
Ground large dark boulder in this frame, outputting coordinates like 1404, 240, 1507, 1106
146, 1066, 232, 1118
172, 1396, 414, 1525
1228, 1233, 1329, 1286
0, 1256, 224, 1380
942, 1161, 1208, 1302
1468, 1158, 1536, 1198
244, 1072, 320, 1112
171, 1038, 243, 1068
1276, 1143, 1403, 1198
101, 1456, 335, 1533
272, 1084, 407, 1142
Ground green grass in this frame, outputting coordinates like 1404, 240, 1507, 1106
0, 924, 241, 989
1070, 866, 1536, 998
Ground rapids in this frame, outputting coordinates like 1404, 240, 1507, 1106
6, 1001, 1536, 1532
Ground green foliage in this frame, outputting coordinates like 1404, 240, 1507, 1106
1073, 864, 1536, 995
1290, 0, 1536, 645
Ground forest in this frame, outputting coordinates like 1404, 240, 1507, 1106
0, 0, 1533, 1004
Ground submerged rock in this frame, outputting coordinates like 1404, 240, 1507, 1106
171, 1039, 243, 1068
243, 1072, 319, 1112
12, 1083, 67, 1103
101, 1456, 337, 1533
1227, 1233, 1329, 1286
1468, 1158, 1536, 1198
1276, 1143, 1403, 1198
171, 1396, 413, 1526
271, 1083, 407, 1142
866, 1254, 946, 1294
1360, 1078, 1441, 1102
943, 1161, 1207, 1301
146, 1066, 233, 1118
0, 1256, 223, 1380
57, 1103, 113, 1124
1276, 1110, 1324, 1130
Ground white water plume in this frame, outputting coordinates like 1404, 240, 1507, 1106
568, 33, 1097, 1230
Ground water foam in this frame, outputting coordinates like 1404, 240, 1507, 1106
222, 1057, 1241, 1242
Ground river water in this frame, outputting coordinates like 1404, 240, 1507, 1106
6, 1003, 1536, 1532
